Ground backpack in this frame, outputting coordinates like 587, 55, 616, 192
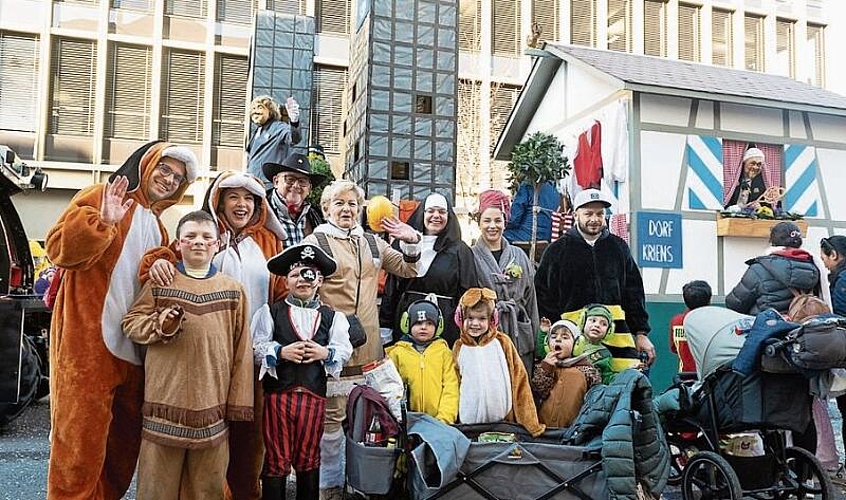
787, 288, 828, 322
313, 231, 380, 266
344, 384, 400, 442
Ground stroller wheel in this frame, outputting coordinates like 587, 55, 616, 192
777, 446, 835, 499
681, 450, 742, 500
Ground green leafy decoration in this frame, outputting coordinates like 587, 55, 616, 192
306, 154, 336, 206
505, 132, 571, 262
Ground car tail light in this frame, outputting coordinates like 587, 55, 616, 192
9, 265, 22, 288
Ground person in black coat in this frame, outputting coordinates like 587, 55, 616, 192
725, 221, 820, 315
534, 189, 656, 364
380, 193, 478, 347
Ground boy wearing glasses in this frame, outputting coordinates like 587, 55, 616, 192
44, 141, 198, 499
252, 243, 352, 500
264, 153, 326, 248
122, 210, 254, 499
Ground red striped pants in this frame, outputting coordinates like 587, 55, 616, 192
262, 387, 327, 477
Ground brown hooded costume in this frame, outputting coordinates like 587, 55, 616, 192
45, 141, 197, 500
452, 288, 545, 437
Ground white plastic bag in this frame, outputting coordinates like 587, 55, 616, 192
363, 357, 404, 420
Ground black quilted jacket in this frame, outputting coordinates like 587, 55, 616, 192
725, 249, 820, 315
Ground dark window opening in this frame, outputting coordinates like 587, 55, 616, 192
391, 161, 410, 180
414, 94, 433, 114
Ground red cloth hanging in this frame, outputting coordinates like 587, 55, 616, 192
573, 121, 603, 189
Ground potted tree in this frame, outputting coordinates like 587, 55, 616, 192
506, 132, 570, 262
305, 153, 335, 207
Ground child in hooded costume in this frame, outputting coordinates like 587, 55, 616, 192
252, 243, 353, 500
45, 140, 198, 499
387, 299, 459, 424
452, 287, 545, 436
122, 210, 254, 500
572, 304, 616, 384
531, 319, 601, 428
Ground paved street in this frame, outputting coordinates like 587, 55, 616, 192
2, 399, 846, 499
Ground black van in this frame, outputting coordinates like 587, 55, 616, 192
0, 146, 50, 427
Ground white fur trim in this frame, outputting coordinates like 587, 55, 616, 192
161, 146, 200, 182
549, 319, 581, 343
215, 171, 265, 197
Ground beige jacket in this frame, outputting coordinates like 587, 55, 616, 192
304, 223, 418, 368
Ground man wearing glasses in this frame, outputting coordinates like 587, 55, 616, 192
725, 147, 767, 209
44, 141, 198, 500
264, 153, 326, 248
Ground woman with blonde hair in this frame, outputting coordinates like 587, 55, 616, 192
302, 179, 421, 495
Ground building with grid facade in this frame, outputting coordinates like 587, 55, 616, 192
0, 0, 837, 235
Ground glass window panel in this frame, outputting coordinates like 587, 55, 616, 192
678, 3, 700, 62
419, 0, 436, 24
571, 0, 596, 46
394, 91, 412, 113
311, 65, 347, 153
371, 132, 388, 157
413, 162, 432, 182
744, 14, 764, 72
712, 8, 733, 66
106, 43, 152, 139
607, 0, 631, 52
643, 0, 666, 57
393, 114, 411, 135
459, 0, 481, 52
50, 37, 97, 136
0, 32, 40, 132
370, 160, 388, 180
418, 24, 435, 47
395, 45, 413, 66
775, 19, 794, 78
160, 49, 205, 143
393, 137, 411, 157
414, 117, 432, 137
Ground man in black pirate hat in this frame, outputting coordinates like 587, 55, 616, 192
264, 153, 326, 248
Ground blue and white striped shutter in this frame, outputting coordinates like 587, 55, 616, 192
783, 144, 822, 218
683, 135, 724, 210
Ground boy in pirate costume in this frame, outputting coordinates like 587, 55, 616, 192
122, 210, 254, 500
252, 243, 353, 500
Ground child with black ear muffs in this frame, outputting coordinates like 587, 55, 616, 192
386, 297, 459, 424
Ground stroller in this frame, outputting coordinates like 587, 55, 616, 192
345, 368, 668, 500
661, 306, 836, 499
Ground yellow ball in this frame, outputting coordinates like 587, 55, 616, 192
367, 196, 395, 232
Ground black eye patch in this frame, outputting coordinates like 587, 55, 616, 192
300, 268, 317, 282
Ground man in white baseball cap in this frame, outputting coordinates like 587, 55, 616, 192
535, 187, 657, 366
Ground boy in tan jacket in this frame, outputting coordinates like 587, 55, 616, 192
122, 210, 254, 500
